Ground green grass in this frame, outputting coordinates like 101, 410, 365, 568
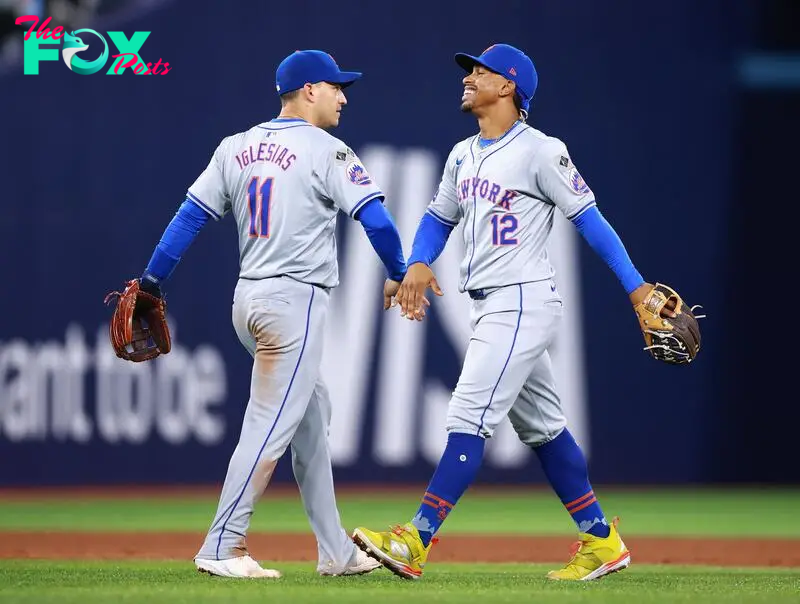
0, 561, 798, 604
0, 489, 798, 537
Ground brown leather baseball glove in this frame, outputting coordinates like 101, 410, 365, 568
104, 279, 171, 362
633, 283, 704, 365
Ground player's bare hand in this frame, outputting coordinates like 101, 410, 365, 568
396, 263, 443, 321
630, 282, 676, 318
384, 279, 401, 310
629, 283, 652, 307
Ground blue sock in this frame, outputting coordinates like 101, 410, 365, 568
411, 432, 485, 547
534, 429, 610, 538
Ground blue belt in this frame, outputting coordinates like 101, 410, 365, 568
468, 284, 517, 300
468, 288, 490, 300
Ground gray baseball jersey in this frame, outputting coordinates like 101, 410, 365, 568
190, 118, 380, 572
187, 118, 383, 287
426, 121, 595, 292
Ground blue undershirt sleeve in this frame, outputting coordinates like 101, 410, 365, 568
356, 198, 407, 282
572, 206, 644, 294
143, 199, 211, 283
407, 210, 454, 267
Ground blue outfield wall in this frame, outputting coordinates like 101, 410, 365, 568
2, 0, 777, 486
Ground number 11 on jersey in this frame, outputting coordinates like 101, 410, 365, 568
247, 176, 274, 238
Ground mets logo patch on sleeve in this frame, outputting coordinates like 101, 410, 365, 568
347, 160, 372, 186
569, 168, 590, 194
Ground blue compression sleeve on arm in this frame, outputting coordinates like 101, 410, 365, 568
572, 206, 644, 294
143, 199, 211, 282
357, 198, 407, 282
407, 211, 454, 267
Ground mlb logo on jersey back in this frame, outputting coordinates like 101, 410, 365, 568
347, 160, 372, 186
570, 168, 590, 194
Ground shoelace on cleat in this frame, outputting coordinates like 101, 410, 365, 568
564, 516, 621, 570
389, 525, 439, 547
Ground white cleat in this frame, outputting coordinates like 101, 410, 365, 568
195, 555, 282, 579
318, 548, 382, 576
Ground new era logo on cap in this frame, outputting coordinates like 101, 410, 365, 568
509, 67, 517, 76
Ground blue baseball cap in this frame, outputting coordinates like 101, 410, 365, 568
455, 44, 538, 111
275, 50, 362, 95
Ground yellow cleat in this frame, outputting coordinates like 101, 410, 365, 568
352, 523, 435, 580
547, 517, 631, 581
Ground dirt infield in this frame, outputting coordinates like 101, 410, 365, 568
1, 532, 798, 567
1, 487, 797, 568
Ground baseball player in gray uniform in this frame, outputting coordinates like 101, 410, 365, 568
354, 44, 663, 581
134, 50, 407, 578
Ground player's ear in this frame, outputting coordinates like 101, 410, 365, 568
499, 79, 516, 99
302, 82, 316, 102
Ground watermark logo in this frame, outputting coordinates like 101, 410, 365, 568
15, 15, 171, 75
62, 30, 108, 75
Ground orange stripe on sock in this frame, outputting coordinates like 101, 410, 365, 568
424, 492, 454, 508
421, 499, 439, 510
564, 490, 594, 510
422, 495, 438, 506
569, 496, 598, 514
422, 493, 439, 506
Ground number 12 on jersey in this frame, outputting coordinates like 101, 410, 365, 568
491, 213, 518, 245
247, 176, 274, 238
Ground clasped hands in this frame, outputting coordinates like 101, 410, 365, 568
383, 262, 443, 321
